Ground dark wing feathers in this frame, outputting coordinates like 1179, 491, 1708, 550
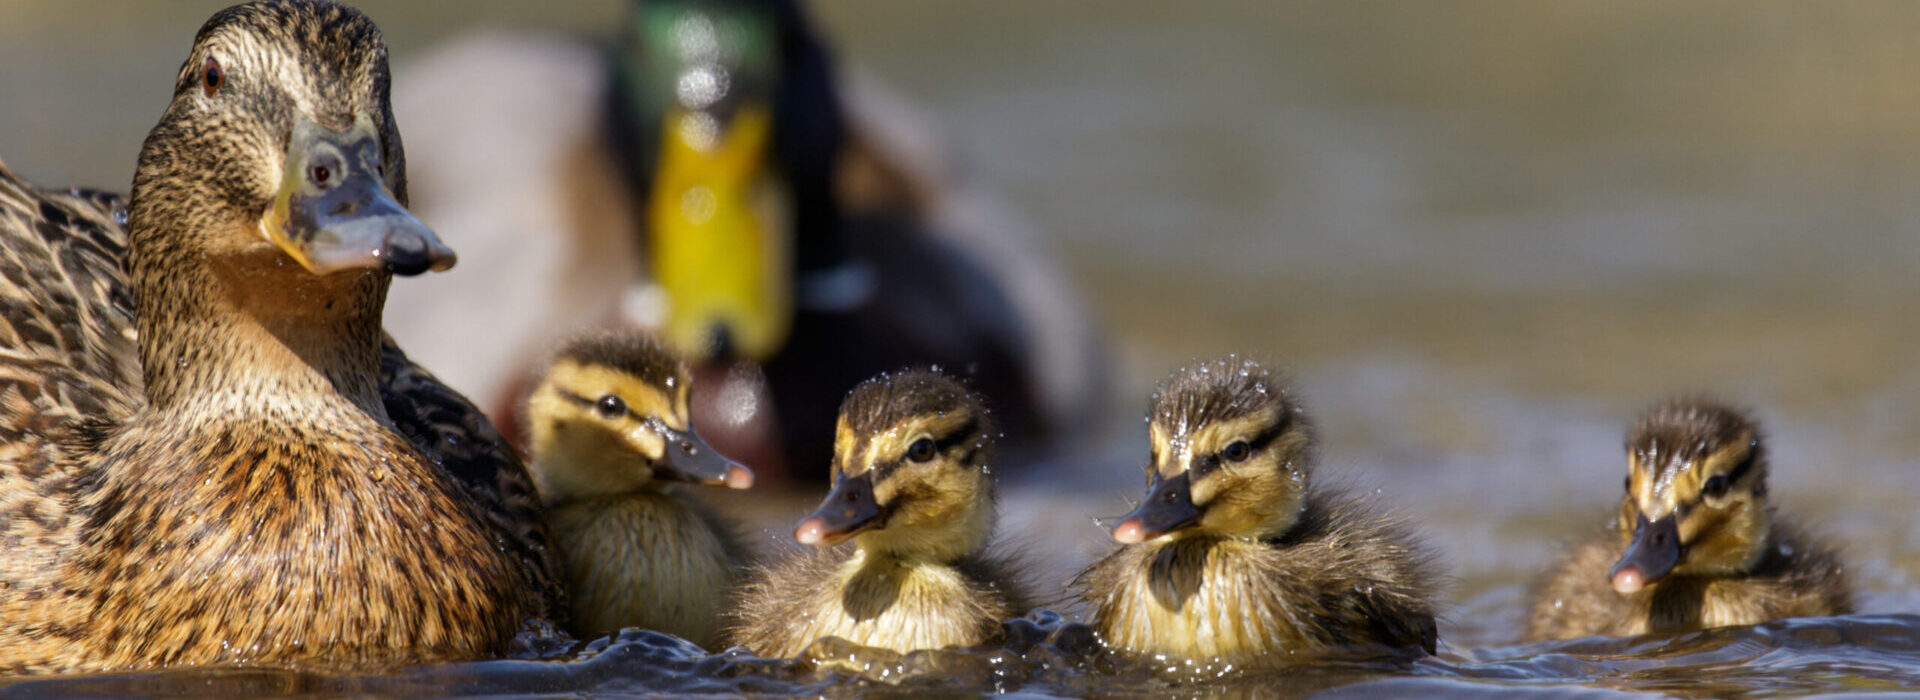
379, 338, 569, 624
0, 165, 140, 596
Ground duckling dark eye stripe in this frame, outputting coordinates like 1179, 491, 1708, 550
554, 389, 599, 409
1723, 450, 1757, 486
934, 417, 982, 454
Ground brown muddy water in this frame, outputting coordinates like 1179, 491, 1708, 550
5, 1, 1920, 696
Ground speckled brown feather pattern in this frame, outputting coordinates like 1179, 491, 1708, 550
0, 166, 142, 633
380, 340, 568, 630
1524, 516, 1851, 641
1075, 489, 1440, 661
0, 1, 560, 673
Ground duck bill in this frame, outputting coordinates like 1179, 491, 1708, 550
261, 116, 455, 277
1111, 471, 1202, 544
1609, 514, 1682, 594
648, 424, 754, 489
793, 471, 883, 547
648, 103, 791, 361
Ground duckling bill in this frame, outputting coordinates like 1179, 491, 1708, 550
728, 370, 1030, 658
1525, 399, 1852, 641
1075, 358, 1441, 664
527, 331, 754, 648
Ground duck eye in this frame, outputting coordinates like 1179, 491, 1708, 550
595, 394, 627, 418
1221, 440, 1252, 463
906, 438, 937, 463
202, 57, 224, 96
1701, 474, 1729, 498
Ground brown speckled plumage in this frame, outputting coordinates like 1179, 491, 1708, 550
728, 370, 1031, 658
1075, 358, 1440, 664
0, 1, 561, 673
1525, 399, 1851, 641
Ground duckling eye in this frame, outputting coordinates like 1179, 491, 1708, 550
202, 57, 224, 97
1221, 440, 1252, 463
906, 438, 937, 463
1701, 474, 1729, 499
595, 394, 627, 418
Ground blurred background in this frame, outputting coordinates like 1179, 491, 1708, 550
3, 1, 1918, 648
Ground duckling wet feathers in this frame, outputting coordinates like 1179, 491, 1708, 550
1525, 399, 1851, 641
1075, 358, 1441, 664
729, 369, 1031, 658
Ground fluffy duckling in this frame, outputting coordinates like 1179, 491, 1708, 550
1074, 358, 1441, 664
728, 370, 1030, 658
526, 331, 754, 648
0, 1, 561, 673
1524, 399, 1851, 641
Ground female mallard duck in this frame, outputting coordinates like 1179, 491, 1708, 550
1073, 358, 1441, 665
525, 331, 754, 648
1524, 399, 1852, 641
727, 369, 1030, 658
382, 0, 1110, 481
0, 0, 561, 673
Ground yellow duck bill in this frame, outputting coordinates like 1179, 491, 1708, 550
262, 116, 455, 276
1609, 513, 1682, 593
1111, 471, 1202, 544
793, 471, 884, 547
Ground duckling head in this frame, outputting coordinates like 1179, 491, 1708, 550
1609, 399, 1771, 594
129, 0, 455, 295
793, 370, 996, 562
527, 332, 753, 506
1111, 357, 1315, 545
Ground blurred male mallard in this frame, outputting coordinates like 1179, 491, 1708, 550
383, 0, 1108, 481
0, 0, 561, 673
1524, 399, 1852, 641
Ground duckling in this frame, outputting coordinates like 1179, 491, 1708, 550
728, 369, 1030, 658
1524, 399, 1852, 641
0, 1, 560, 673
1073, 358, 1441, 664
525, 331, 754, 648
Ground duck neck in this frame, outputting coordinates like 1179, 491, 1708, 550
133, 240, 391, 419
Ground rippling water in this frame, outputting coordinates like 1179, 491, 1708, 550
3, 1, 1920, 696
7, 614, 1920, 697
